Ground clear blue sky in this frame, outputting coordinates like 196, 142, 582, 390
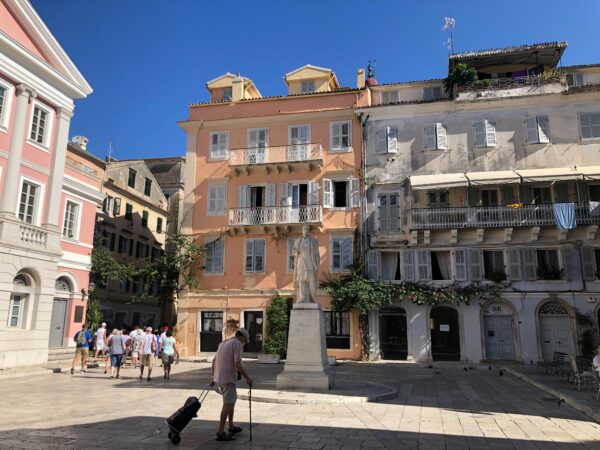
31, 0, 599, 160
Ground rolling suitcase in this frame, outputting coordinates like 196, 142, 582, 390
156, 383, 212, 445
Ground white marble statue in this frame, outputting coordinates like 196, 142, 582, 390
292, 225, 320, 303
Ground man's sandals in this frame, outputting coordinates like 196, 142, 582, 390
216, 426, 243, 441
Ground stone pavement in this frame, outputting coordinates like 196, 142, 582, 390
0, 361, 600, 449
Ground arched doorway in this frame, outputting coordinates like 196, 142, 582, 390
430, 306, 460, 361
538, 301, 572, 361
379, 307, 407, 360
483, 301, 516, 361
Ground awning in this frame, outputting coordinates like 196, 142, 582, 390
466, 171, 521, 185
409, 173, 468, 190
515, 167, 582, 182
578, 166, 600, 181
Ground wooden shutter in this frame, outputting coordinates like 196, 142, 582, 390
436, 123, 447, 150
470, 248, 483, 281
213, 241, 224, 273
248, 129, 258, 148
367, 250, 380, 280
522, 247, 537, 280
350, 178, 360, 208
113, 198, 121, 216
379, 194, 389, 232
217, 186, 226, 213
266, 183, 276, 207
279, 183, 289, 206
525, 117, 538, 144
474, 121, 486, 147
507, 247, 522, 280
238, 185, 248, 208
485, 120, 496, 146
401, 250, 415, 282
582, 247, 596, 280
208, 186, 217, 212
425, 125, 437, 150
416, 250, 431, 281
537, 116, 550, 143
341, 237, 353, 269
244, 240, 254, 272
580, 113, 592, 139
453, 249, 467, 281
331, 122, 341, 149
323, 179, 333, 208
254, 240, 265, 272
389, 194, 399, 232
308, 181, 319, 205
577, 181, 590, 203
287, 238, 295, 272
377, 130, 387, 154
592, 113, 600, 139
387, 126, 398, 153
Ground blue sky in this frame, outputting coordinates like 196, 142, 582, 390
32, 0, 599, 160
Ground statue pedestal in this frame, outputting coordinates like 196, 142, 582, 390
277, 303, 331, 390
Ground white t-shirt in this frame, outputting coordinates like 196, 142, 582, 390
593, 355, 600, 373
141, 333, 156, 355
96, 327, 106, 343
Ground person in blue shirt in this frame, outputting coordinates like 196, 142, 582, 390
71, 323, 92, 375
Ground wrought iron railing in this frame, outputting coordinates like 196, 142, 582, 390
229, 143, 323, 166
411, 203, 599, 229
457, 74, 562, 92
229, 205, 322, 226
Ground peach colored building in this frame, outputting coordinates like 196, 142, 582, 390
178, 66, 369, 360
0, 0, 93, 368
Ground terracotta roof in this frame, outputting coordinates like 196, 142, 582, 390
373, 78, 444, 88
449, 41, 567, 60
562, 63, 600, 70
360, 98, 452, 109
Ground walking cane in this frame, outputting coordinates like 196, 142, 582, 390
249, 387, 253, 442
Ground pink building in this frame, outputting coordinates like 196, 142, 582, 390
0, 0, 94, 368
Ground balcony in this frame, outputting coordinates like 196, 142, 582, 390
455, 74, 565, 101
411, 203, 600, 230
229, 205, 322, 230
228, 143, 323, 176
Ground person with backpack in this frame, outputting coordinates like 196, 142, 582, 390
139, 326, 157, 381
70, 323, 92, 375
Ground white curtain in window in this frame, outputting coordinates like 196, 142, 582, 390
381, 252, 399, 281
436, 252, 452, 280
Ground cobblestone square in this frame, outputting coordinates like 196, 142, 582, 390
1, 361, 600, 449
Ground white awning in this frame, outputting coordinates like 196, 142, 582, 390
409, 173, 468, 190
515, 167, 582, 182
578, 166, 600, 181
465, 171, 521, 185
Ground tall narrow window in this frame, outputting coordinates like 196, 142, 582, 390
205, 240, 224, 274
156, 217, 163, 234
210, 131, 229, 159
207, 184, 227, 215
0, 85, 6, 125
18, 180, 39, 224
125, 203, 133, 221
378, 193, 399, 232
8, 294, 23, 327
113, 197, 121, 216
128, 168, 136, 188
331, 236, 353, 272
424, 123, 447, 150
62, 200, 79, 239
102, 196, 113, 214
221, 87, 232, 101
30, 105, 48, 145
579, 112, 600, 140
330, 121, 352, 151
525, 116, 550, 144
141, 210, 148, 227
474, 120, 496, 147
376, 126, 398, 154
244, 239, 265, 273
144, 178, 152, 196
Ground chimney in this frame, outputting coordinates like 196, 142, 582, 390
232, 74, 244, 102
356, 68, 365, 88
71, 135, 89, 151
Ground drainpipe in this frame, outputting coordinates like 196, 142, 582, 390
357, 112, 370, 275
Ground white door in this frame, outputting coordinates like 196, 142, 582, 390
539, 315, 571, 362
289, 125, 310, 160
248, 128, 268, 164
484, 315, 515, 360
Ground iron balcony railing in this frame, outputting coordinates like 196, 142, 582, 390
229, 205, 322, 226
411, 203, 599, 230
228, 143, 323, 166
456, 74, 562, 93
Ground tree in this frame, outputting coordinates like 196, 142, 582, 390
444, 63, 478, 97
262, 296, 293, 357
321, 263, 396, 360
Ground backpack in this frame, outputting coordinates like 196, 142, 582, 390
75, 330, 87, 346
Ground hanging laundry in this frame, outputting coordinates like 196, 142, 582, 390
553, 203, 576, 230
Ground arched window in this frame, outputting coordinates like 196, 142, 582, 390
9, 272, 35, 328
55, 277, 72, 293
539, 302, 568, 315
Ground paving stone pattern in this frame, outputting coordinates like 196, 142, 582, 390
0, 361, 599, 449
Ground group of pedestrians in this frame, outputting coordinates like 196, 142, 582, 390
70, 323, 179, 381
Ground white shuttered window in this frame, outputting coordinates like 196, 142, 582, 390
579, 113, 600, 140
207, 184, 227, 215
210, 131, 229, 159
525, 116, 550, 144
205, 240, 224, 274
377, 126, 398, 154
378, 193, 399, 232
424, 123, 447, 150
330, 121, 352, 151
474, 120, 496, 147
244, 239, 265, 273
331, 236, 353, 272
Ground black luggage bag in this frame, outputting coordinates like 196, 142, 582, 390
156, 383, 212, 445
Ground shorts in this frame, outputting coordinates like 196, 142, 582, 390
161, 354, 174, 365
96, 342, 106, 351
219, 383, 237, 404
74, 347, 88, 363
132, 352, 139, 358
140, 354, 153, 366
110, 354, 123, 367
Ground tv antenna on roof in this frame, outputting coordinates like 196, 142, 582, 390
442, 17, 456, 53
107, 140, 113, 163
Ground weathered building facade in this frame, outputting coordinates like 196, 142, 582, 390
360, 42, 600, 364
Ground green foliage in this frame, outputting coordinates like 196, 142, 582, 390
444, 63, 478, 97
576, 310, 596, 359
262, 296, 292, 357
85, 290, 103, 332
91, 244, 133, 287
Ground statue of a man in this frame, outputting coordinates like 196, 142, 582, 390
292, 225, 320, 303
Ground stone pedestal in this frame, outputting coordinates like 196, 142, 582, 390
277, 302, 331, 390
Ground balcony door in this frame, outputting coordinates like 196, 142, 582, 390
288, 125, 310, 161
247, 128, 268, 164
290, 183, 308, 222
